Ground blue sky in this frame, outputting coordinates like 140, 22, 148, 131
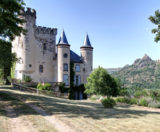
25, 0, 160, 68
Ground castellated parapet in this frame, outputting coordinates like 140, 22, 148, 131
21, 7, 36, 18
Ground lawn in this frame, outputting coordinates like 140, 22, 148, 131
0, 87, 57, 132
0, 86, 160, 132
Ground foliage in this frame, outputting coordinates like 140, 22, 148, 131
112, 55, 160, 89
149, 90, 160, 101
0, 0, 25, 84
23, 75, 32, 83
69, 62, 75, 99
115, 97, 130, 104
59, 82, 66, 93
148, 101, 160, 108
11, 60, 16, 78
85, 66, 119, 97
118, 88, 130, 96
138, 98, 148, 106
149, 10, 160, 42
134, 89, 148, 98
101, 97, 116, 108
115, 97, 138, 105
37, 83, 52, 91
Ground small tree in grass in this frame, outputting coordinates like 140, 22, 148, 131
85, 66, 118, 108
85, 66, 119, 97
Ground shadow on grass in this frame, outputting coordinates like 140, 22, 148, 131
0, 86, 160, 120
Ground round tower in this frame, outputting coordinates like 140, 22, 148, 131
57, 30, 70, 86
80, 34, 93, 83
20, 7, 36, 73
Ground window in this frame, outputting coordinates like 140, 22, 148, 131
74, 75, 81, 86
29, 64, 32, 67
75, 64, 80, 72
63, 63, 68, 71
39, 65, 43, 73
63, 74, 69, 86
43, 43, 47, 50
63, 53, 68, 58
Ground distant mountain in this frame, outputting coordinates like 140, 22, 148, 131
112, 54, 160, 89
106, 68, 122, 74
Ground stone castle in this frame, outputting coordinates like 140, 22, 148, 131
12, 8, 93, 86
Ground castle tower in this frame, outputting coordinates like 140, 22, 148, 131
80, 34, 93, 83
57, 30, 70, 86
20, 8, 36, 73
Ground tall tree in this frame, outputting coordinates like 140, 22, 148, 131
0, 0, 25, 84
149, 10, 160, 42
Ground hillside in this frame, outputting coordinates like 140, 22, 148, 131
112, 54, 160, 89
106, 68, 122, 74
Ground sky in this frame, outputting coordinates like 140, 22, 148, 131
24, 0, 160, 68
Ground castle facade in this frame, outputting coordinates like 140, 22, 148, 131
12, 8, 93, 86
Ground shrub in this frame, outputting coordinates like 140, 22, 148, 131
138, 98, 148, 106
101, 97, 116, 108
149, 90, 160, 101
43, 83, 52, 90
59, 82, 65, 93
129, 98, 138, 104
134, 90, 148, 98
118, 88, 129, 96
148, 101, 160, 108
116, 97, 138, 105
115, 97, 130, 104
23, 75, 32, 82
37, 83, 52, 91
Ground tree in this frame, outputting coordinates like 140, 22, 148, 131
149, 10, 160, 42
0, 0, 25, 84
85, 66, 119, 97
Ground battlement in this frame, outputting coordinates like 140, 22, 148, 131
34, 26, 57, 35
21, 7, 36, 18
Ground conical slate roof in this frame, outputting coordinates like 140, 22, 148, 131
58, 30, 69, 44
83, 34, 91, 47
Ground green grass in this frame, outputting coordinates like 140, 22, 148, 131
0, 88, 57, 132
1, 87, 160, 132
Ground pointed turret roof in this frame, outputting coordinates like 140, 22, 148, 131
81, 34, 93, 49
58, 30, 69, 44
83, 34, 91, 47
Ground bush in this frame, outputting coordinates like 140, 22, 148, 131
148, 101, 160, 108
59, 82, 65, 93
37, 83, 52, 91
115, 97, 130, 104
129, 98, 138, 104
101, 97, 116, 108
118, 88, 130, 96
138, 98, 148, 106
23, 75, 32, 82
134, 90, 148, 98
149, 90, 160, 101
116, 97, 138, 105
